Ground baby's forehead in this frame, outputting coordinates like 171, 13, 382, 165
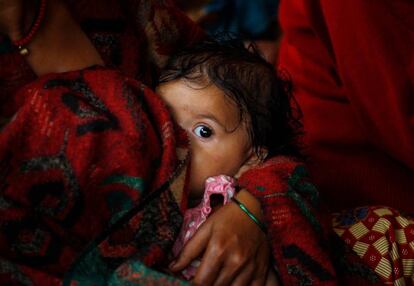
160, 79, 239, 109
157, 79, 246, 131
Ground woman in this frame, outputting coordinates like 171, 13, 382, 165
0, 0, 336, 285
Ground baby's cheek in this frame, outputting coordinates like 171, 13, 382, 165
188, 146, 238, 194
187, 164, 207, 198
188, 162, 211, 191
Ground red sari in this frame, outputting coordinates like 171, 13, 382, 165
278, 0, 414, 213
0, 67, 191, 284
279, 0, 414, 284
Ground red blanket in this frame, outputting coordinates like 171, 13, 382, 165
239, 157, 337, 285
0, 67, 190, 285
0, 0, 204, 120
0, 66, 340, 285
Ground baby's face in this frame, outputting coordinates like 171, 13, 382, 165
157, 79, 253, 198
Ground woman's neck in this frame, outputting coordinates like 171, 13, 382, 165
22, 0, 104, 76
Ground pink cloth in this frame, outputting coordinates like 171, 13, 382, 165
172, 175, 237, 279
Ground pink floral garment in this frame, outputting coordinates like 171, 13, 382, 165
172, 175, 237, 279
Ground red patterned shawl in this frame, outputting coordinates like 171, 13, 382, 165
0, 66, 345, 285
0, 67, 190, 285
0, 2, 341, 282
239, 157, 338, 285
0, 0, 204, 119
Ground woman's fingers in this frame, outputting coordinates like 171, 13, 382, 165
198, 240, 249, 286
192, 241, 225, 286
232, 238, 269, 286
169, 222, 210, 272
250, 241, 270, 286
225, 260, 254, 286
250, 259, 268, 286
199, 201, 268, 285
250, 275, 267, 286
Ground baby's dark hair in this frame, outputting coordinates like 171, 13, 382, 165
159, 36, 303, 159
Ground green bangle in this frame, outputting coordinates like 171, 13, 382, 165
231, 197, 266, 233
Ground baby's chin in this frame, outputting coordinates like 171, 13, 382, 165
186, 184, 205, 207
188, 183, 205, 198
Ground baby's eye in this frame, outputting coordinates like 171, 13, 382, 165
193, 125, 213, 138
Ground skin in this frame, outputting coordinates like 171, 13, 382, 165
0, 1, 271, 285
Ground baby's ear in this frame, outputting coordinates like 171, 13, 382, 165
248, 147, 268, 163
256, 147, 269, 162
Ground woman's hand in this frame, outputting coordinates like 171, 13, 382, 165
169, 190, 269, 286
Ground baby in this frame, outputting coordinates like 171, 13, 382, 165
157, 37, 300, 203
157, 37, 300, 284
